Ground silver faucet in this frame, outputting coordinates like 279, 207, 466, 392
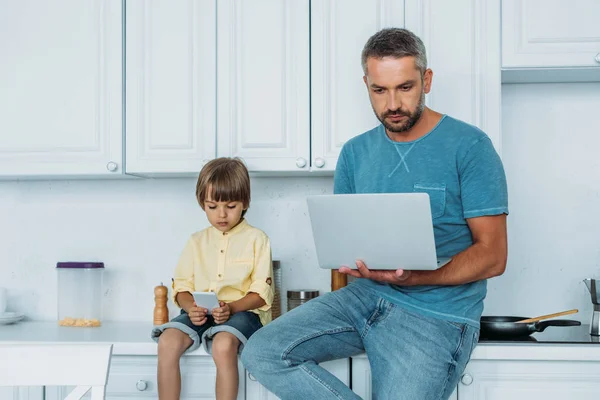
583, 278, 600, 336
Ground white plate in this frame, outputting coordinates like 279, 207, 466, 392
0, 312, 25, 324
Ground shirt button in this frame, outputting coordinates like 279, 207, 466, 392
220, 250, 224, 253
218, 274, 222, 278
223, 232, 228, 236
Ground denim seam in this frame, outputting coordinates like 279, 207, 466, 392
281, 326, 357, 365
298, 364, 345, 400
436, 326, 468, 400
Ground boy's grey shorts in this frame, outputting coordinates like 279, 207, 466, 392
151, 309, 263, 354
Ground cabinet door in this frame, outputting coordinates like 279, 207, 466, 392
0, 387, 43, 400
46, 355, 245, 400
459, 359, 600, 400
502, 0, 600, 68
310, 0, 405, 172
351, 355, 457, 400
126, 0, 216, 175
245, 359, 349, 400
0, 0, 122, 177
405, 0, 502, 154
217, 0, 310, 172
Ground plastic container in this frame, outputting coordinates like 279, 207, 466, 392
56, 262, 104, 327
287, 289, 319, 311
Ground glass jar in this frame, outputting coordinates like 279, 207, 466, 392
56, 262, 104, 327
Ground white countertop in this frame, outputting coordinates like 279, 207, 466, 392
3, 321, 600, 362
0, 321, 208, 356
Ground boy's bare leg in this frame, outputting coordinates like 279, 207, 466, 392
211, 332, 241, 400
157, 328, 193, 400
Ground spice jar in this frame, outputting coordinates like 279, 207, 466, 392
56, 262, 104, 327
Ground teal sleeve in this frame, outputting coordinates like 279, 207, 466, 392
459, 137, 509, 218
334, 146, 354, 194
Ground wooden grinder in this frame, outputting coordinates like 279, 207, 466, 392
154, 282, 169, 325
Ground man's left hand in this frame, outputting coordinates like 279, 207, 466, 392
339, 260, 413, 285
212, 301, 232, 324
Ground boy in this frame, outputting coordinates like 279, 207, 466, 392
152, 157, 274, 400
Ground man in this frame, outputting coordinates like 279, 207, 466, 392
242, 28, 508, 400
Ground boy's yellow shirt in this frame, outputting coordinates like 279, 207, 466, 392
171, 219, 274, 326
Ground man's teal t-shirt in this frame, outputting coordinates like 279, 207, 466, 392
334, 115, 508, 328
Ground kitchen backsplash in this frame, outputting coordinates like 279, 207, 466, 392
1, 82, 599, 324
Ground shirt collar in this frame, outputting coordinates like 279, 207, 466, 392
211, 218, 248, 237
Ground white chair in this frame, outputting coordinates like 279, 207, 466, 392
0, 343, 113, 400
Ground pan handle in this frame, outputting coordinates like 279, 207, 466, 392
535, 319, 581, 332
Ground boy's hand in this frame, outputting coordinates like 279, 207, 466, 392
212, 301, 231, 324
188, 304, 208, 326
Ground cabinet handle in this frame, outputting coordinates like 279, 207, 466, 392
295, 157, 307, 168
248, 372, 257, 381
595, 53, 600, 64
460, 373, 473, 386
313, 158, 325, 168
136, 380, 148, 391
106, 161, 118, 172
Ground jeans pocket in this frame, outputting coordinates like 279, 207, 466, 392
413, 183, 446, 218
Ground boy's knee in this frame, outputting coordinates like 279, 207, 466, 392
158, 329, 190, 356
211, 332, 239, 360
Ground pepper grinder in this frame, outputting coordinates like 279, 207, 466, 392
154, 282, 169, 325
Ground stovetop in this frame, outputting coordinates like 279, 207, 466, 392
479, 324, 600, 344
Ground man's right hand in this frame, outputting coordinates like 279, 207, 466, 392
187, 304, 208, 326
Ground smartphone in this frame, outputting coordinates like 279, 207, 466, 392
192, 292, 220, 315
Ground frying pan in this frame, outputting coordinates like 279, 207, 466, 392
480, 316, 581, 339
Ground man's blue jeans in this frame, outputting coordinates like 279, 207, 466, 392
241, 281, 479, 399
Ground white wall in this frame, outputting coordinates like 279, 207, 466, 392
0, 177, 333, 321
485, 82, 600, 323
2, 82, 600, 325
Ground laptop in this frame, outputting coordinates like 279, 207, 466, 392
306, 193, 451, 270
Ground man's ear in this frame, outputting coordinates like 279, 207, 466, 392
423, 68, 433, 94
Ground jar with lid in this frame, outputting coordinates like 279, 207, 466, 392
56, 262, 104, 327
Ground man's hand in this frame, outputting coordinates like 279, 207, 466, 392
212, 301, 232, 324
187, 304, 208, 326
339, 260, 413, 285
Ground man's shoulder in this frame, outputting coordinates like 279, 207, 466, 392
438, 115, 490, 145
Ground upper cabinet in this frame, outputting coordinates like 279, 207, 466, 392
405, 0, 502, 153
310, 0, 405, 172
502, 0, 600, 83
216, 0, 310, 172
125, 0, 216, 175
0, 0, 122, 177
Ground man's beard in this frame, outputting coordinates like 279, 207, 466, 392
375, 91, 426, 133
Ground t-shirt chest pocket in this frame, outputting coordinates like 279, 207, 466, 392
413, 183, 446, 219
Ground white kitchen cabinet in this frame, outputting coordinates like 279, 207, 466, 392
458, 359, 600, 400
351, 355, 457, 400
245, 359, 350, 400
310, 0, 405, 172
217, 0, 310, 172
46, 355, 245, 400
125, 0, 216, 176
405, 0, 502, 154
0, 387, 43, 400
0, 0, 123, 178
502, 0, 600, 69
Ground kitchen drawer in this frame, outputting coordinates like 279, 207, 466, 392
46, 355, 245, 400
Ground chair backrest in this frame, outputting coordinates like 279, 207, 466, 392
0, 343, 113, 400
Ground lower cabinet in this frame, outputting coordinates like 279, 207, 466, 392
45, 355, 245, 400
245, 359, 350, 400
0, 387, 43, 400
458, 359, 600, 400
42, 356, 348, 400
